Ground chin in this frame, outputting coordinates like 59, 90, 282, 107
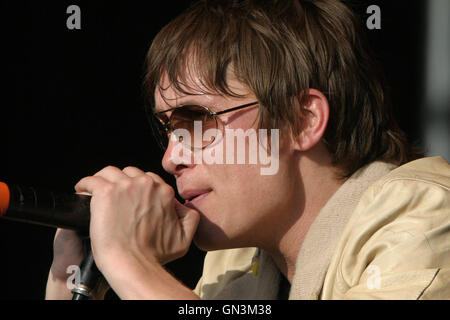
192, 216, 236, 251
193, 226, 227, 252
193, 219, 254, 252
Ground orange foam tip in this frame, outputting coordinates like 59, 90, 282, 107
0, 182, 10, 216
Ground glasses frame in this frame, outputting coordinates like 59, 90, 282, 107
153, 101, 259, 149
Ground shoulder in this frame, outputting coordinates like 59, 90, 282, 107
322, 157, 450, 299
370, 156, 449, 193
341, 156, 450, 249
351, 156, 450, 228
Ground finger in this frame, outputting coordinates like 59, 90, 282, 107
174, 200, 200, 240
75, 191, 91, 196
174, 199, 199, 219
53, 229, 83, 261
93, 166, 128, 183
144, 171, 166, 184
122, 166, 146, 178
74, 175, 110, 195
54, 228, 80, 243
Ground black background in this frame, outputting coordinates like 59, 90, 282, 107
1, 0, 427, 299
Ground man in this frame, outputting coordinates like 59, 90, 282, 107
46, 0, 450, 299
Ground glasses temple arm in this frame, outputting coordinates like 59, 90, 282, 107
213, 102, 259, 116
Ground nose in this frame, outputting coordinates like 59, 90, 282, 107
161, 137, 195, 176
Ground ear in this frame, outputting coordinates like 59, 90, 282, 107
292, 89, 329, 151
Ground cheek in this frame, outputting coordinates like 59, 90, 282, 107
194, 152, 297, 249
194, 165, 279, 248
206, 163, 252, 198
209, 162, 286, 216
203, 127, 291, 209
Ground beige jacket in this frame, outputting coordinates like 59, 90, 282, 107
193, 157, 450, 299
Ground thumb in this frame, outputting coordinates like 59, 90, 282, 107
174, 200, 200, 241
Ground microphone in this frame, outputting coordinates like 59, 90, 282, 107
0, 182, 90, 232
0, 182, 102, 300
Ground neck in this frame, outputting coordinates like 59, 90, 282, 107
264, 149, 345, 283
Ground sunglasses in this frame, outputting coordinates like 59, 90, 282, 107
152, 101, 259, 149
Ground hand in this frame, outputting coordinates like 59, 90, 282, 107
46, 229, 83, 299
74, 166, 200, 280
46, 229, 110, 300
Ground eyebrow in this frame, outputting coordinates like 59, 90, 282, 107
155, 95, 222, 113
154, 103, 222, 116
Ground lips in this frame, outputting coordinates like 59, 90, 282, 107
180, 189, 212, 205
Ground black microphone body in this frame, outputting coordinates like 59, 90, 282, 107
0, 182, 102, 300
72, 239, 102, 300
0, 183, 91, 233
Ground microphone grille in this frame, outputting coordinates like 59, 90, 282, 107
0, 182, 10, 216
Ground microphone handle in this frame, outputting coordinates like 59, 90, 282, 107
72, 240, 102, 300
1, 183, 91, 232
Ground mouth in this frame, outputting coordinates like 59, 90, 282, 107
181, 189, 212, 206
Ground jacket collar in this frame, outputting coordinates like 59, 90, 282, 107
289, 161, 396, 299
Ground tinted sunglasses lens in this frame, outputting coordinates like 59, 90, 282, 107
171, 105, 217, 148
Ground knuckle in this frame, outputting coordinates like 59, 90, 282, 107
77, 176, 90, 185
100, 183, 115, 196
161, 185, 175, 199
117, 178, 133, 190
122, 166, 137, 173
97, 165, 116, 175
139, 175, 155, 187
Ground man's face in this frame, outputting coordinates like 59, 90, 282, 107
154, 75, 303, 251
